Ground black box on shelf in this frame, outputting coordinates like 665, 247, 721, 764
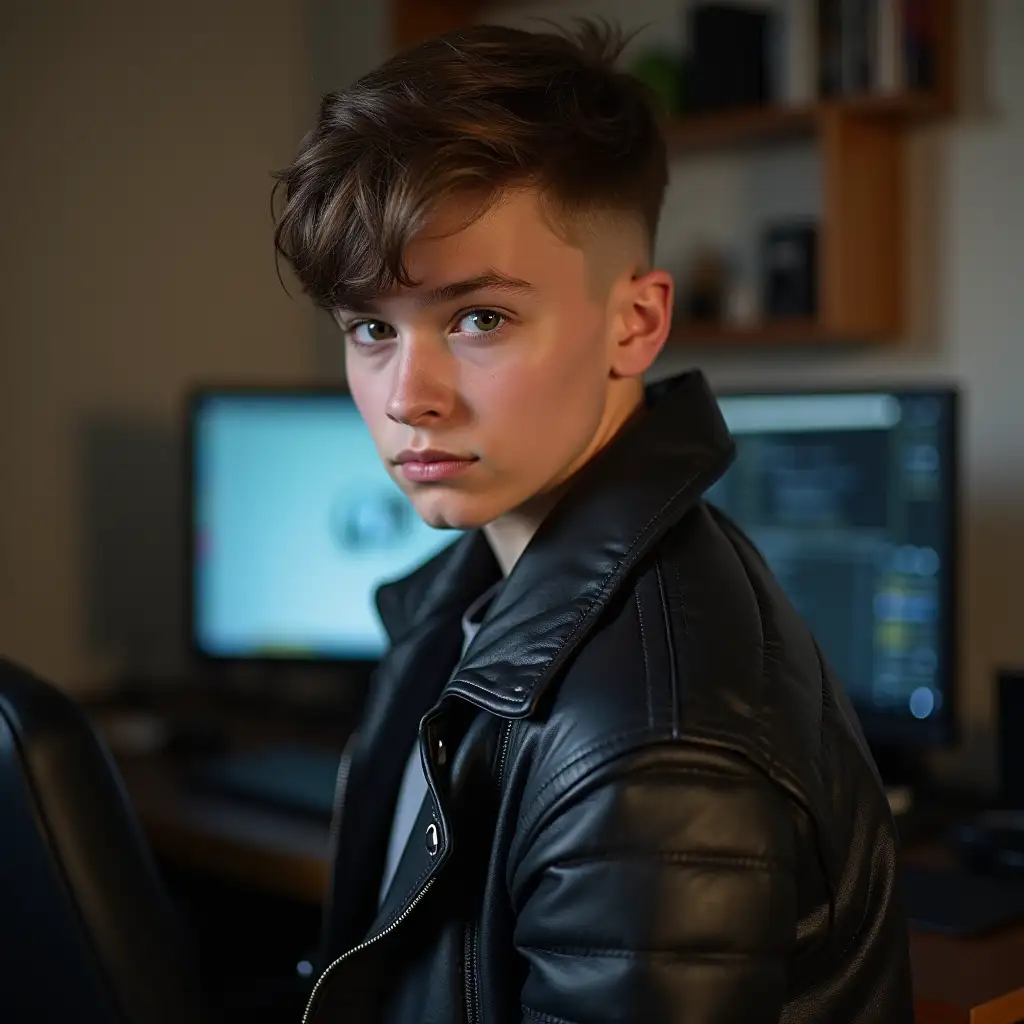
688, 3, 771, 112
761, 221, 818, 318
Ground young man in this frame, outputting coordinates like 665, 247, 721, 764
274, 22, 913, 1024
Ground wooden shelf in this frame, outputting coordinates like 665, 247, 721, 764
664, 105, 816, 152
831, 90, 950, 120
390, 0, 956, 347
669, 318, 858, 347
665, 92, 948, 154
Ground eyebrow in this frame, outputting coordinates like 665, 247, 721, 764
347, 272, 536, 316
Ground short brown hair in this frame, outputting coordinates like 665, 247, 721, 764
272, 20, 669, 311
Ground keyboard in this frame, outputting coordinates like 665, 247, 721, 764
184, 744, 343, 822
903, 864, 1024, 936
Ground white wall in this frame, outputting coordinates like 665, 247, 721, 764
0, 1, 318, 689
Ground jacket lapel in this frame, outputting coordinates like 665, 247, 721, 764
446, 370, 736, 717
318, 370, 735, 971
322, 534, 501, 956
364, 372, 737, 934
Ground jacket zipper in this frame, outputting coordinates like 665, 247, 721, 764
464, 719, 515, 1024
312, 719, 515, 1024
463, 923, 480, 1024
303, 879, 437, 1024
496, 719, 514, 787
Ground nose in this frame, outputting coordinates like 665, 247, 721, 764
385, 337, 455, 426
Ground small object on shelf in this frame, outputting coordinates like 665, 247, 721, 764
817, 0, 941, 99
687, 3, 771, 112
775, 0, 817, 105
629, 50, 686, 116
817, 0, 844, 97
725, 276, 759, 326
761, 221, 818, 319
903, 0, 939, 90
818, 0, 878, 97
679, 246, 729, 322
875, 0, 903, 94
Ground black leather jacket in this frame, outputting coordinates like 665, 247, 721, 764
306, 371, 914, 1024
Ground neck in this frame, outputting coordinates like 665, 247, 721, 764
483, 380, 645, 575
483, 489, 565, 576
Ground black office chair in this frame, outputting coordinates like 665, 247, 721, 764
0, 657, 215, 1024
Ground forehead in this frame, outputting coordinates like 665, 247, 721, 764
402, 188, 587, 288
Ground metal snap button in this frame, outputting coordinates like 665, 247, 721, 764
425, 823, 440, 856
435, 737, 447, 766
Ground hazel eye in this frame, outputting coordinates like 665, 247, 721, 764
457, 309, 506, 335
349, 320, 396, 344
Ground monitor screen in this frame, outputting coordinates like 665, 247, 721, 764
189, 391, 458, 661
707, 388, 958, 745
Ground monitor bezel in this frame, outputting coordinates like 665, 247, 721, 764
185, 383, 383, 676
711, 382, 960, 749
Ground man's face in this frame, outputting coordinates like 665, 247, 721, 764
337, 189, 648, 531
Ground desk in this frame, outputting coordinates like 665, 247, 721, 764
119, 754, 331, 904
912, 927, 1024, 1022
116, 751, 1024, 1023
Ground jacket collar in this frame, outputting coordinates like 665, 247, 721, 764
375, 369, 735, 718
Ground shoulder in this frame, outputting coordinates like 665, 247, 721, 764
506, 501, 828, 828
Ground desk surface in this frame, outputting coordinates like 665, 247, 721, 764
120, 754, 332, 903
116, 748, 1024, 1024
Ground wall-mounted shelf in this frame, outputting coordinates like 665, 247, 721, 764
390, 0, 956, 347
665, 91, 948, 154
670, 318, 826, 347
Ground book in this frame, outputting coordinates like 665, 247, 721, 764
875, 0, 905, 93
778, 0, 817, 104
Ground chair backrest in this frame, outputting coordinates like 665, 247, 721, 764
0, 658, 214, 1024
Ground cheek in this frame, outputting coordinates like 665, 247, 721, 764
521, 322, 607, 408
346, 367, 389, 449
477, 338, 606, 450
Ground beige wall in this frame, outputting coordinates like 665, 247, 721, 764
2, 0, 1021, 790
0, 1, 318, 688
307, 0, 389, 374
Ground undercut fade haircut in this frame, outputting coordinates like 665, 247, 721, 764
272, 20, 670, 311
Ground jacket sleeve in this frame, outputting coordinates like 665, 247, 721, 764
508, 745, 798, 1024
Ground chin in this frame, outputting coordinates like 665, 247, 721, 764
409, 490, 506, 531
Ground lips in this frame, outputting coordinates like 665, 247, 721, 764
394, 448, 478, 483
394, 448, 466, 465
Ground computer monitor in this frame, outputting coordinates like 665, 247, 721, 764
188, 384, 958, 744
187, 389, 459, 664
707, 387, 958, 747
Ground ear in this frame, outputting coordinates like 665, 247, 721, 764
607, 268, 674, 378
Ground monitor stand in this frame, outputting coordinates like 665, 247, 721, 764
870, 743, 925, 789
869, 744, 929, 835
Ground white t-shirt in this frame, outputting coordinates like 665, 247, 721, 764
377, 582, 502, 905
